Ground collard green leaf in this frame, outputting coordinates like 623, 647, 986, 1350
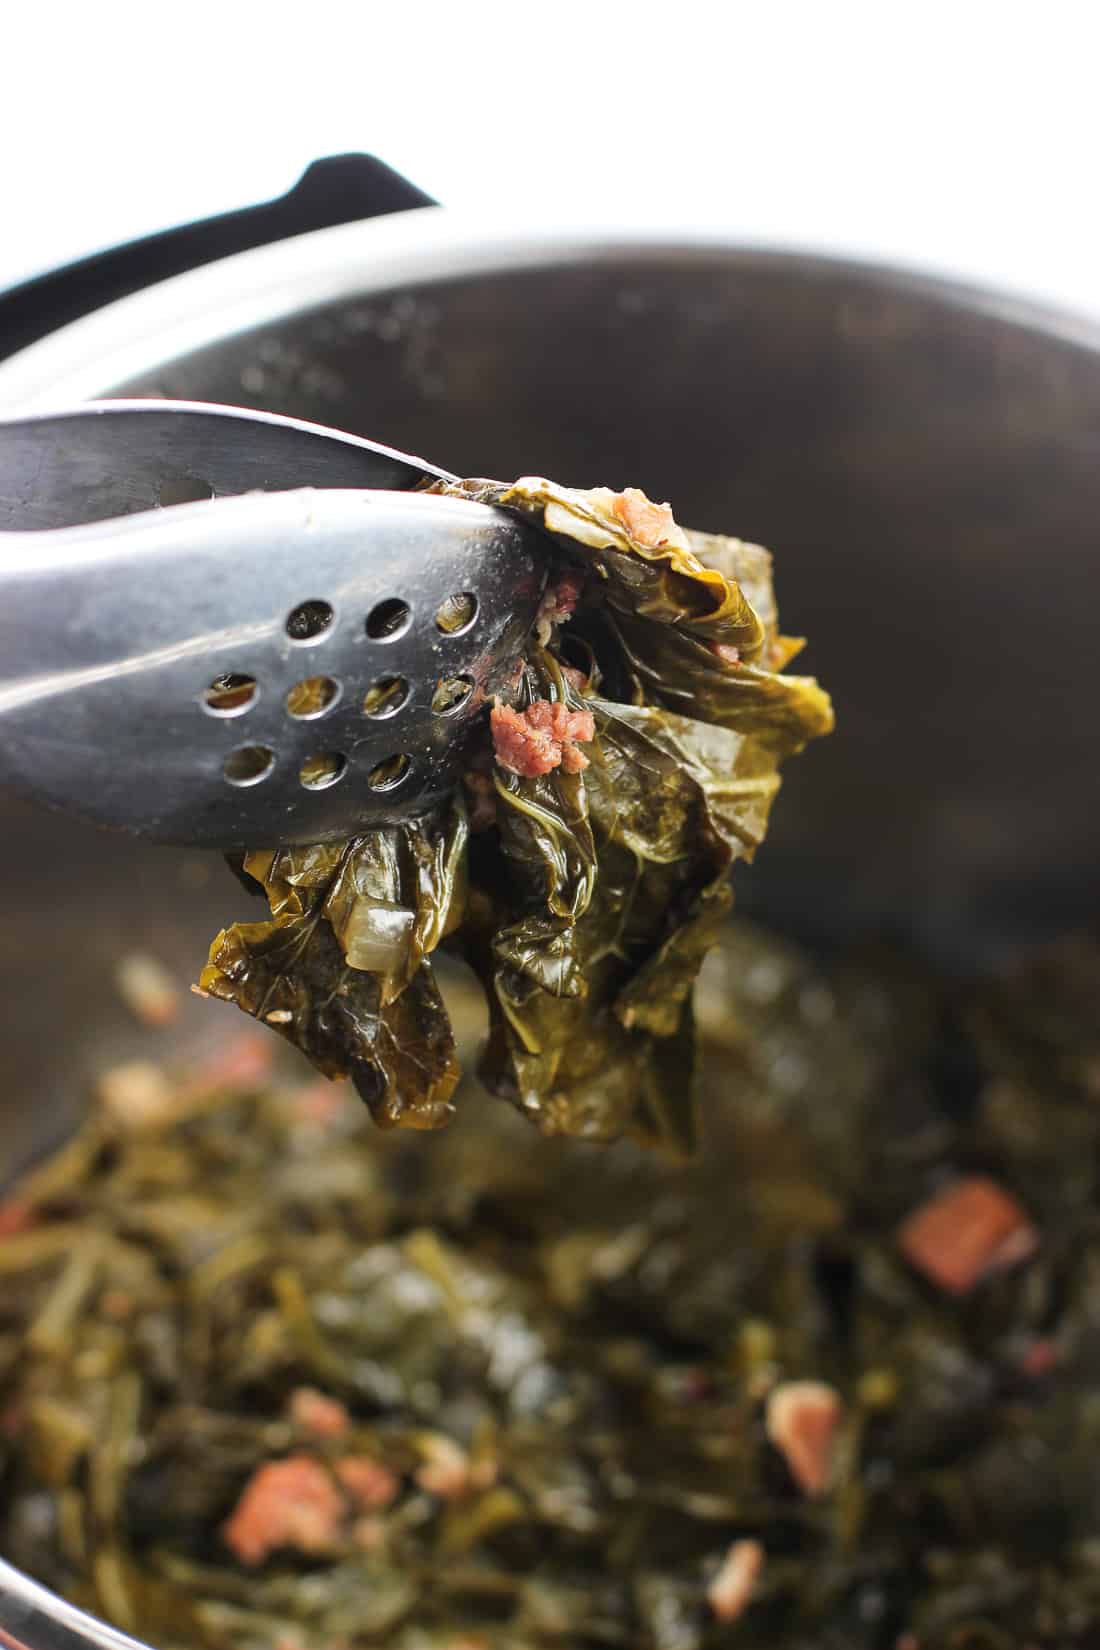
588, 607, 833, 752
463, 690, 781, 1150
200, 474, 833, 1143
200, 810, 466, 1127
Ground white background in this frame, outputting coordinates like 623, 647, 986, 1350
3, 1, 1099, 319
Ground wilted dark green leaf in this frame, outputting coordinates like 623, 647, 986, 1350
198, 475, 832, 1144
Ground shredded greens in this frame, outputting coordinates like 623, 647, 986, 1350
199, 480, 833, 1148
2, 925, 1099, 1648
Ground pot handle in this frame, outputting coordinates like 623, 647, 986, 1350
0, 154, 436, 362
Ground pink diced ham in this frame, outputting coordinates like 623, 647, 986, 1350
490, 699, 595, 778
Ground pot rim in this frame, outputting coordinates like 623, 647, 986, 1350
3, 204, 1100, 411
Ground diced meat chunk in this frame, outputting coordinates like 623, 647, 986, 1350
115, 953, 180, 1026
708, 641, 742, 667
896, 1175, 1038, 1296
559, 740, 590, 774
610, 487, 686, 550
535, 569, 586, 642
351, 1514, 387, 1552
288, 1387, 350, 1440
531, 699, 594, 743
548, 569, 584, 621
97, 1061, 178, 1131
414, 1433, 471, 1499
334, 1455, 400, 1510
707, 1538, 764, 1622
491, 703, 556, 777
222, 1454, 344, 1565
765, 1380, 842, 1497
1019, 1337, 1059, 1378
490, 699, 596, 779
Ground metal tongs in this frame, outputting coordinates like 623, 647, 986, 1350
0, 402, 546, 848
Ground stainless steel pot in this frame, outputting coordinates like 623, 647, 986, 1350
0, 207, 1098, 1650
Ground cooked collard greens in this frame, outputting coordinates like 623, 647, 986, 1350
199, 480, 833, 1149
3, 926, 1099, 1649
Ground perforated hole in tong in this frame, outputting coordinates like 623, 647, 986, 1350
434, 592, 478, 635
362, 677, 410, 718
286, 600, 334, 642
203, 674, 258, 716
286, 676, 341, 719
432, 675, 474, 715
365, 598, 411, 641
299, 751, 348, 790
223, 745, 274, 786
367, 753, 412, 792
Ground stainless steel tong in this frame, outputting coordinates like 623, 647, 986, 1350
0, 402, 546, 848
